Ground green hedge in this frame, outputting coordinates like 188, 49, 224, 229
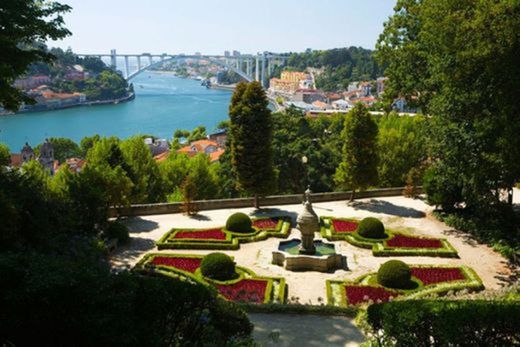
366, 300, 520, 346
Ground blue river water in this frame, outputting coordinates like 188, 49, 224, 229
0, 71, 232, 151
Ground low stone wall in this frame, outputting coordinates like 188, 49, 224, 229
110, 187, 423, 217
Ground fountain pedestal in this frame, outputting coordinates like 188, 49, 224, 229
272, 188, 347, 272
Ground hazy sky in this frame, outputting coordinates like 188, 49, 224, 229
49, 0, 396, 55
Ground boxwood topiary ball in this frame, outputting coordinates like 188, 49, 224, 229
226, 212, 253, 233
357, 217, 385, 239
377, 260, 412, 289
201, 252, 237, 281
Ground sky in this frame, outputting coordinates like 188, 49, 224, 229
49, 0, 396, 55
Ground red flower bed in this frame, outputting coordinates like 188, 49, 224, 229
253, 218, 279, 230
332, 219, 359, 233
173, 228, 227, 240
217, 279, 268, 304
411, 267, 465, 285
386, 234, 442, 248
345, 285, 399, 305
151, 256, 201, 273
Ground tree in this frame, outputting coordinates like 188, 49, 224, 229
0, 0, 71, 111
180, 174, 198, 216
334, 103, 379, 201
229, 82, 276, 208
36, 137, 80, 163
0, 143, 10, 166
80, 134, 100, 156
377, 0, 520, 209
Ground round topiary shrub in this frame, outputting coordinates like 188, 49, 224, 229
201, 252, 237, 281
226, 212, 253, 233
357, 217, 385, 239
377, 260, 412, 289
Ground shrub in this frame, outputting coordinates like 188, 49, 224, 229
226, 212, 253, 233
106, 221, 130, 244
423, 163, 463, 211
366, 300, 520, 346
377, 260, 412, 289
358, 217, 385, 239
201, 252, 237, 281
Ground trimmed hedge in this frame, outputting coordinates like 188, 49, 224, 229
377, 260, 412, 289
366, 300, 520, 346
201, 253, 237, 281
358, 217, 385, 239
226, 213, 253, 233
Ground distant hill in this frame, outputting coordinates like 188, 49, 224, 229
276, 47, 385, 91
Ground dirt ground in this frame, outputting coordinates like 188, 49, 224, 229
112, 193, 516, 305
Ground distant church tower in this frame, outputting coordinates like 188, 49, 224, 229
21, 142, 35, 163
38, 139, 55, 174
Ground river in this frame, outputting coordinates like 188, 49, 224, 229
0, 71, 232, 151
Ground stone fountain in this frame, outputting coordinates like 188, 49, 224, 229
272, 188, 346, 272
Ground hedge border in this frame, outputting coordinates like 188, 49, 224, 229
326, 264, 484, 307
134, 253, 287, 304
156, 216, 291, 250
320, 216, 459, 258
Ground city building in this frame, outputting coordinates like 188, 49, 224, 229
232, 50, 241, 57
269, 71, 313, 95
359, 82, 373, 97
14, 75, 51, 90
332, 99, 353, 110
144, 137, 170, 156
38, 138, 57, 174
292, 89, 325, 104
10, 142, 36, 168
224, 51, 230, 57
347, 82, 359, 92
376, 77, 388, 96
208, 130, 227, 148
177, 139, 225, 163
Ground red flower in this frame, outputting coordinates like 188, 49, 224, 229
345, 285, 399, 305
411, 267, 465, 285
332, 219, 358, 233
173, 228, 227, 240
151, 256, 202, 273
386, 234, 442, 248
253, 218, 279, 230
217, 279, 268, 304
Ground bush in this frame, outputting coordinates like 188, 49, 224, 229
366, 300, 520, 346
377, 260, 412, 289
201, 252, 237, 281
423, 163, 463, 211
358, 217, 385, 239
106, 221, 130, 244
226, 212, 253, 233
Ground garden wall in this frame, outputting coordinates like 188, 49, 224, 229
110, 187, 422, 217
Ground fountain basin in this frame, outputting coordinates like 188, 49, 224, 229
272, 239, 347, 272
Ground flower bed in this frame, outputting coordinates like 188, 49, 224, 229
151, 256, 202, 273
217, 279, 269, 304
320, 216, 458, 258
173, 228, 227, 240
327, 265, 483, 307
411, 267, 465, 285
135, 253, 286, 305
345, 285, 399, 305
332, 219, 359, 233
386, 235, 442, 248
156, 216, 291, 250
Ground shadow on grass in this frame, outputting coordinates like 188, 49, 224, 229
352, 199, 426, 218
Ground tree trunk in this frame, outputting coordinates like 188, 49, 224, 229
508, 186, 513, 205
254, 194, 260, 209
350, 189, 356, 202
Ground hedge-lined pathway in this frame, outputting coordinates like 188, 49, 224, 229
112, 194, 513, 304
249, 313, 364, 346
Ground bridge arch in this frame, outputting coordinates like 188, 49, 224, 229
126, 56, 253, 82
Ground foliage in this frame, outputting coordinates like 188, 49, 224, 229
0, 143, 11, 166
229, 82, 276, 207
79, 134, 100, 156
377, 0, 520, 212
334, 104, 378, 199
180, 174, 198, 216
0, 0, 71, 111
226, 212, 253, 233
357, 217, 385, 239
105, 220, 130, 244
173, 125, 207, 143
423, 161, 463, 211
366, 300, 520, 346
284, 47, 385, 91
200, 252, 238, 281
35, 137, 80, 163
377, 260, 412, 289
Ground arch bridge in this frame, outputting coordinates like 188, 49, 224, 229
77, 50, 286, 88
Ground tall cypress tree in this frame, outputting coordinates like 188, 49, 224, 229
229, 81, 276, 208
334, 103, 378, 201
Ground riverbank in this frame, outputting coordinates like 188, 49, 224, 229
1, 93, 135, 116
